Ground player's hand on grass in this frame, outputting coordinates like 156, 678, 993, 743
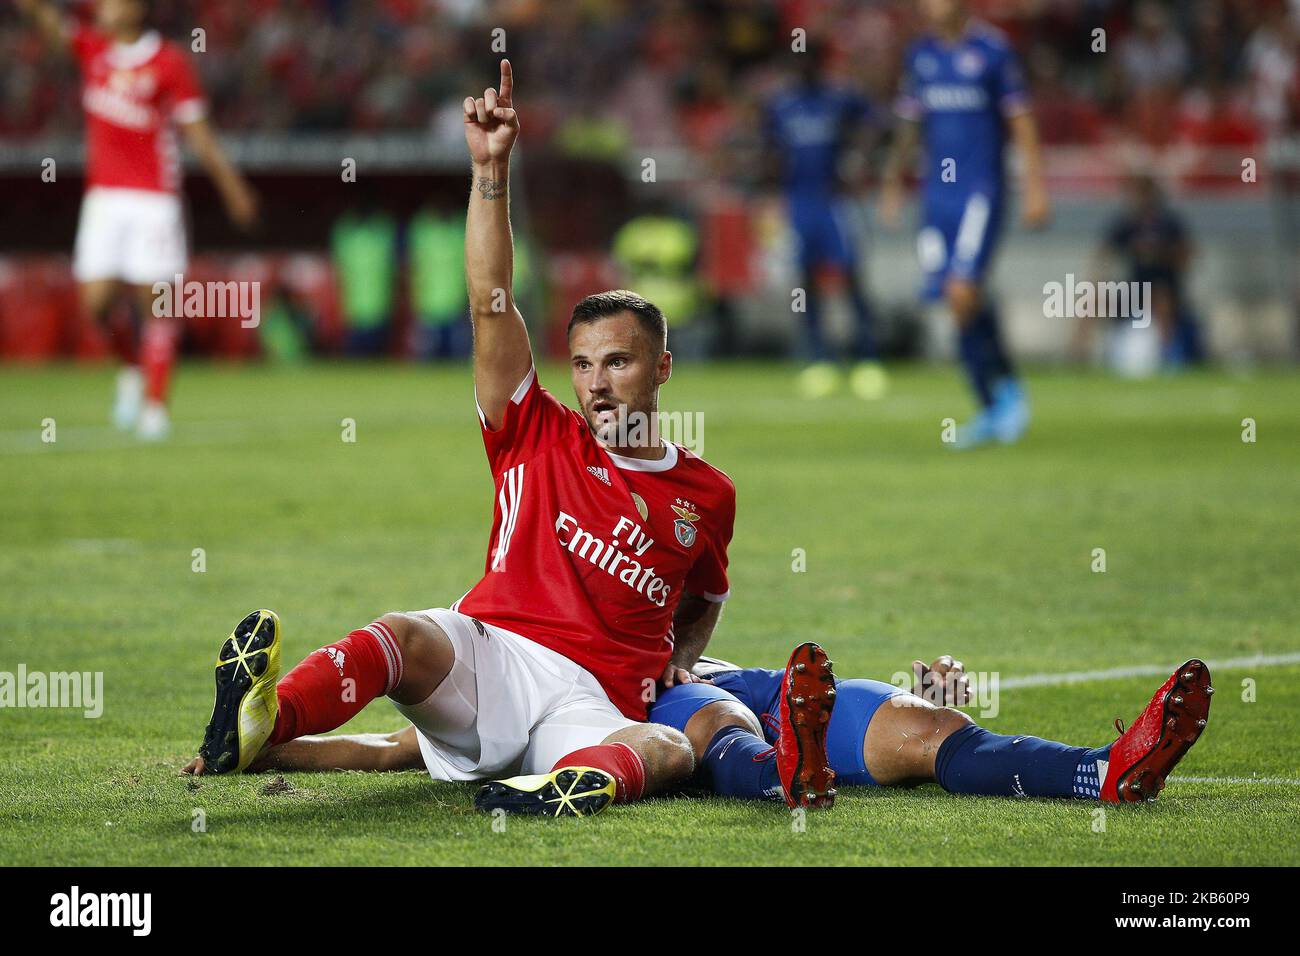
911, 655, 972, 707
464, 58, 519, 167
180, 755, 204, 776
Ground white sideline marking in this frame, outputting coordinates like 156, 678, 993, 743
1170, 775, 1300, 787
1001, 652, 1300, 689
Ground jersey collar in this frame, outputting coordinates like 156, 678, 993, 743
107, 30, 162, 70
606, 442, 679, 473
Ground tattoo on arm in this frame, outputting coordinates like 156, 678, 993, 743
476, 177, 506, 200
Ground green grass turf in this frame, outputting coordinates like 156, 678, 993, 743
1, 361, 1297, 866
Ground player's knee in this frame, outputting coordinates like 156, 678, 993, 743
684, 699, 762, 761
898, 698, 972, 735
376, 612, 419, 653
932, 705, 974, 739
376, 612, 444, 657
374, 612, 452, 697
641, 725, 696, 782
80, 286, 114, 321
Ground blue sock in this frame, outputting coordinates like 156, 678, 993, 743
974, 304, 1014, 380
847, 276, 877, 360
958, 321, 995, 407
801, 281, 830, 362
701, 726, 783, 802
934, 724, 1111, 799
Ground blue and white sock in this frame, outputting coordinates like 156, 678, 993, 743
1072, 746, 1111, 799
935, 724, 1110, 800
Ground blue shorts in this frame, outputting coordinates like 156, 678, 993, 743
649, 668, 907, 787
917, 190, 1004, 301
789, 196, 856, 271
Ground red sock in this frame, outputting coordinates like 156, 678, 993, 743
552, 743, 646, 804
141, 318, 177, 404
269, 621, 403, 747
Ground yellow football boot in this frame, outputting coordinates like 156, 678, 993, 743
198, 609, 282, 774
474, 767, 616, 817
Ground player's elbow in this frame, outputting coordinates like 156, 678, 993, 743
467, 291, 514, 321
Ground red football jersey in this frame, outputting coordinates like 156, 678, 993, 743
454, 368, 736, 719
71, 26, 206, 194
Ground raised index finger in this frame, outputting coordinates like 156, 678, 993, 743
498, 58, 513, 106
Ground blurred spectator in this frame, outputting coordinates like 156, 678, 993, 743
1077, 174, 1202, 370
1244, 1, 1299, 139
1118, 2, 1190, 92
1186, 0, 1245, 91
407, 207, 469, 360
258, 280, 317, 363
611, 199, 705, 355
331, 207, 397, 356
1027, 44, 1107, 145
1115, 2, 1190, 146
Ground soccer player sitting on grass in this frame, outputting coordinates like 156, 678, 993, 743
237, 651, 1212, 806
181, 61, 841, 816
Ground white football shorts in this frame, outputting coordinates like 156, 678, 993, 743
394, 607, 638, 781
73, 187, 188, 285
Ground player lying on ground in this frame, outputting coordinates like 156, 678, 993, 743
181, 61, 839, 816
230, 650, 1212, 805
17, 0, 258, 440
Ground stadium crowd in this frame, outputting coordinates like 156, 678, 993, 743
3, 0, 1298, 151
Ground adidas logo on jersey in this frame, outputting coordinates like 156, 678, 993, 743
586, 465, 611, 486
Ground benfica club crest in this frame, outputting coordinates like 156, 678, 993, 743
671, 504, 699, 548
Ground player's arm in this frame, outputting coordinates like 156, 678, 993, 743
663, 592, 723, 687
1008, 111, 1051, 228
878, 119, 918, 229
180, 118, 259, 230
14, 0, 71, 54
464, 59, 531, 429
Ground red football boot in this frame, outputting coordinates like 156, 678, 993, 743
776, 642, 837, 809
1101, 659, 1213, 803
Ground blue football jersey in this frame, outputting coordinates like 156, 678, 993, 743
764, 85, 873, 200
896, 20, 1029, 203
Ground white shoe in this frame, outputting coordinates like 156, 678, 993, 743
112, 367, 143, 431
137, 401, 171, 441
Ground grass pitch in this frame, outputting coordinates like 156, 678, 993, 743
1, 361, 1297, 866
